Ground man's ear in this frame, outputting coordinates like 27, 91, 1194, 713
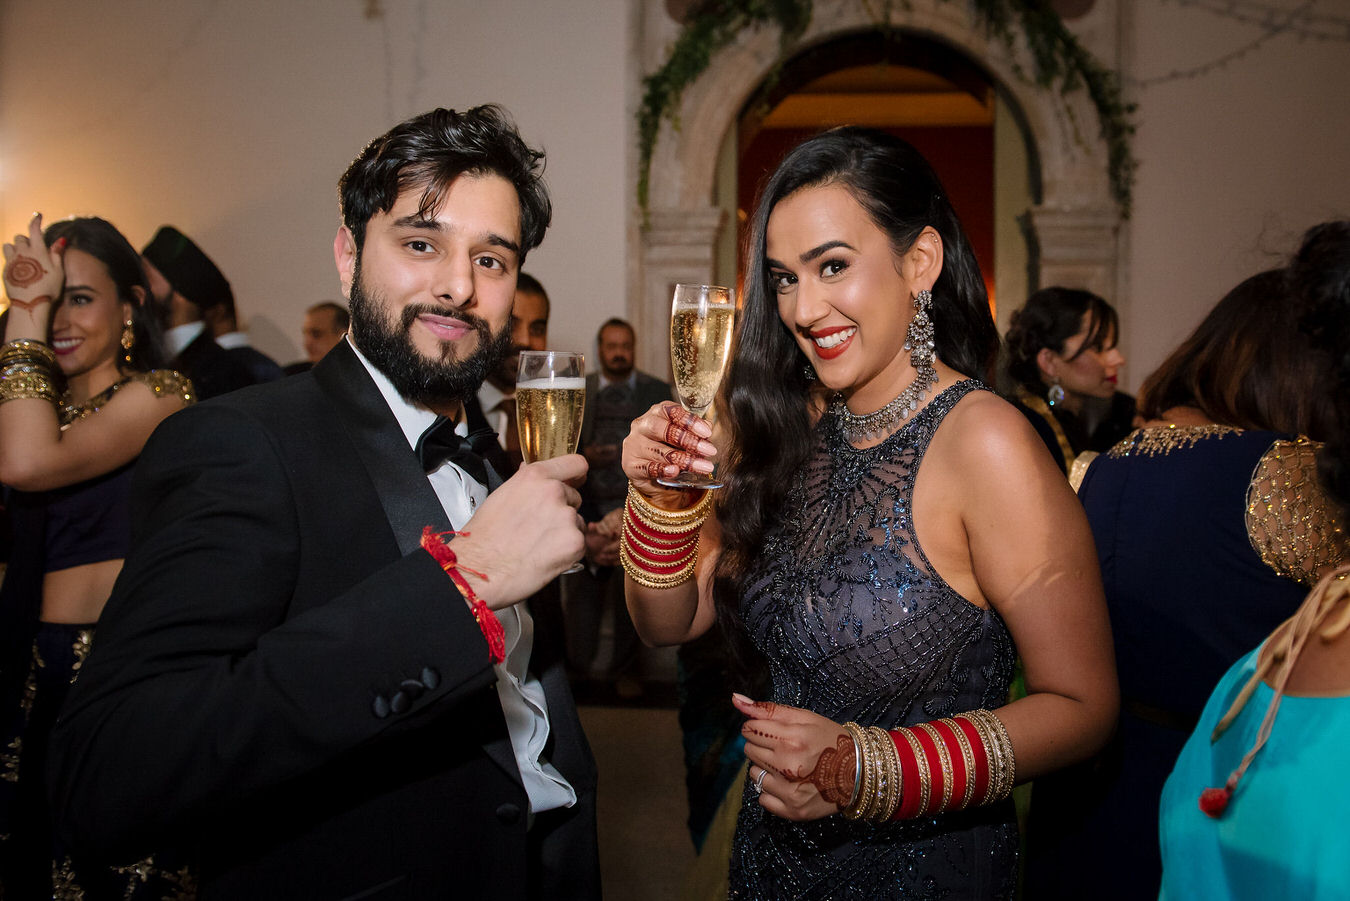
334, 227, 357, 299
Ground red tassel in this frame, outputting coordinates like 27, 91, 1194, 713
420, 526, 503, 664
1198, 786, 1231, 818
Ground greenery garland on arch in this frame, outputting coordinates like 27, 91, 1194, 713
637, 0, 1138, 217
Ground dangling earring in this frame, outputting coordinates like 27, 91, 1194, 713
904, 288, 938, 384
1046, 377, 1065, 407
802, 361, 817, 381
120, 319, 135, 366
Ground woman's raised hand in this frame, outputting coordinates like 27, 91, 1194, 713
3, 213, 65, 312
621, 401, 717, 497
733, 693, 858, 822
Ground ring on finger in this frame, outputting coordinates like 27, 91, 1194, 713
753, 767, 768, 794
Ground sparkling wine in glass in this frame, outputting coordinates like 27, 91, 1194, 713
659, 283, 736, 490
516, 350, 586, 573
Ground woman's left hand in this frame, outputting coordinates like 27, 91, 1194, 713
733, 693, 858, 822
3, 213, 65, 312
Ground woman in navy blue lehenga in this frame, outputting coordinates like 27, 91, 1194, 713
617, 129, 1119, 899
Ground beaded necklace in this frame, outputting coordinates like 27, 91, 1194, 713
829, 367, 939, 444
59, 376, 133, 428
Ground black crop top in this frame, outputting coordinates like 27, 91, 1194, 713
42, 460, 136, 572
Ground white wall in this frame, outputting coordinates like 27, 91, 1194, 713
0, 0, 633, 366
1122, 2, 1350, 391
2, 0, 1345, 383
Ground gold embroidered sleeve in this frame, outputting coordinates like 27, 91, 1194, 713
1246, 439, 1348, 586
1068, 451, 1098, 493
133, 369, 197, 406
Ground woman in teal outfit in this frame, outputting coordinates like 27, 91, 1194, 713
1159, 220, 1350, 899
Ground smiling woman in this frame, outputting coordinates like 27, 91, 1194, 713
1004, 286, 1132, 473
619, 127, 1118, 898
0, 215, 194, 896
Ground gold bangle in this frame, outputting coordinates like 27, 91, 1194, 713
945, 716, 978, 811
899, 727, 930, 818
916, 722, 953, 814
840, 722, 868, 819
0, 370, 60, 405
619, 538, 697, 590
620, 520, 698, 558
868, 726, 901, 822
626, 483, 712, 528
0, 338, 56, 367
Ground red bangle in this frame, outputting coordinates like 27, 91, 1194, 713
420, 526, 505, 664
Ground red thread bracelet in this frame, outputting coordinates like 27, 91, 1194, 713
420, 526, 505, 664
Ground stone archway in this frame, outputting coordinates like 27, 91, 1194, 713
633, 0, 1124, 377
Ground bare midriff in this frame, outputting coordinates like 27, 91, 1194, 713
40, 560, 123, 624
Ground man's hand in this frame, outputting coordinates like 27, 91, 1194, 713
449, 454, 587, 610
583, 506, 623, 567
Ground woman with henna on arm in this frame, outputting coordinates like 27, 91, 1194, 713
619, 129, 1118, 898
0, 214, 194, 898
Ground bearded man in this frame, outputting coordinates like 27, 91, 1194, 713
49, 105, 599, 900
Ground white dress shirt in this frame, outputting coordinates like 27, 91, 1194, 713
349, 338, 576, 815
163, 321, 205, 357
476, 380, 513, 451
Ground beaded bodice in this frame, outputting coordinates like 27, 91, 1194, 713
740, 379, 1015, 726
730, 379, 1018, 900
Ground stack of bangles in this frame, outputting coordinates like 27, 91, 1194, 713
0, 338, 60, 406
619, 483, 713, 589
840, 709, 1015, 823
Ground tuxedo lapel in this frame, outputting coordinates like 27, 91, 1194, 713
312, 343, 523, 789
313, 343, 449, 555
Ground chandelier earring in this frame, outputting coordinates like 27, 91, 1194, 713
120, 319, 135, 366
1046, 377, 1066, 407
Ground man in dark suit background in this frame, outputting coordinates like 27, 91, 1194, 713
50, 105, 599, 899
140, 226, 257, 399
568, 318, 673, 693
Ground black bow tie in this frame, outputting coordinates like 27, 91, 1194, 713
415, 417, 498, 485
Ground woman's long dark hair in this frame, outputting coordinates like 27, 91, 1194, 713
1137, 268, 1335, 439
44, 217, 166, 373
713, 127, 997, 675
1292, 220, 1350, 514
1004, 287, 1118, 394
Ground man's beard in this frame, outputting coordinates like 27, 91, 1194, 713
347, 258, 511, 409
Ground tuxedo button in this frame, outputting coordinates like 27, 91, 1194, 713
389, 690, 410, 714
496, 803, 522, 825
372, 695, 391, 719
399, 679, 426, 701
421, 667, 440, 690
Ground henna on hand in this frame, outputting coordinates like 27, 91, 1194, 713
5, 254, 48, 289
662, 448, 695, 469
780, 734, 856, 807
645, 461, 668, 481
6, 294, 52, 313
663, 419, 705, 453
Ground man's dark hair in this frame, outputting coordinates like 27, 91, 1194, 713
308, 301, 351, 331
596, 317, 634, 342
338, 105, 551, 262
515, 271, 550, 319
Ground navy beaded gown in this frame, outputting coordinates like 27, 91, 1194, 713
728, 381, 1018, 900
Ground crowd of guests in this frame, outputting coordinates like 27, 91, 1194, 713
0, 102, 1344, 901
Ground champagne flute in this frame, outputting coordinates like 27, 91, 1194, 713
516, 350, 587, 573
658, 283, 736, 490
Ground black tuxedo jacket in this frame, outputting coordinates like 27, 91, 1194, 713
172, 330, 257, 400
49, 342, 600, 900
